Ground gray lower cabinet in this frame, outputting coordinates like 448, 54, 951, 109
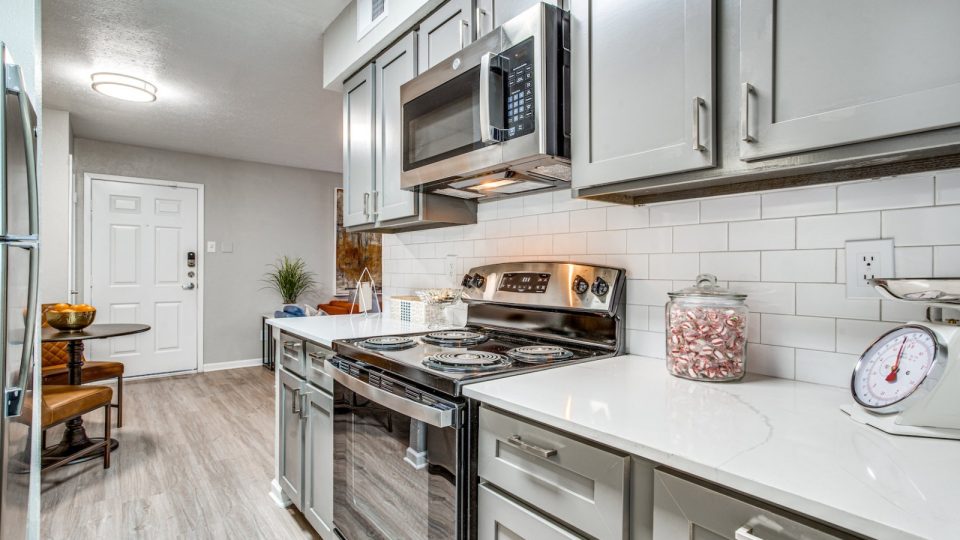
570, 0, 716, 190
303, 385, 335, 538
478, 483, 584, 540
478, 406, 630, 540
739, 0, 960, 161
374, 31, 418, 222
418, 0, 473, 74
343, 63, 376, 228
652, 470, 848, 540
278, 368, 304, 505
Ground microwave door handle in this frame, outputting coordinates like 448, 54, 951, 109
479, 52, 495, 144
328, 363, 454, 428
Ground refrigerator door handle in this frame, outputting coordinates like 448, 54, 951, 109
14, 64, 39, 237
5, 242, 38, 418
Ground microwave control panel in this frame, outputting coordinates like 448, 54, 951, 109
503, 38, 535, 141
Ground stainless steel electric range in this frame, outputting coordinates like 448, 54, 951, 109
328, 262, 626, 540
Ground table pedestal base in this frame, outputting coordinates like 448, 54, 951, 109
42, 434, 119, 466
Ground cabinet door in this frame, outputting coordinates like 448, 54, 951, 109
652, 470, 845, 540
571, 0, 715, 190
303, 387, 335, 538
278, 369, 304, 507
478, 484, 584, 540
418, 0, 473, 74
374, 32, 419, 222
476, 0, 559, 38
739, 0, 960, 161
343, 64, 376, 228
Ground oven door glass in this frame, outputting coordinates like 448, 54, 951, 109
403, 64, 504, 172
333, 368, 462, 540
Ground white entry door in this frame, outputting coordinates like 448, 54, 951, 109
87, 177, 201, 377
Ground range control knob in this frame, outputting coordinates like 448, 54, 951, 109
573, 275, 590, 295
461, 274, 474, 288
591, 277, 610, 297
472, 273, 486, 288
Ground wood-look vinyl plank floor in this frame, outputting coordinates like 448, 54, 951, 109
41, 367, 318, 540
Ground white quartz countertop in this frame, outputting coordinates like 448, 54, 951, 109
266, 314, 433, 346
463, 355, 960, 540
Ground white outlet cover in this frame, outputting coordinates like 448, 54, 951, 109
206, 241, 216, 253
845, 239, 895, 299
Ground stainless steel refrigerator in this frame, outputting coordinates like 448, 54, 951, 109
0, 42, 40, 539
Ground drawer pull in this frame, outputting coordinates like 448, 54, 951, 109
506, 435, 557, 459
735, 526, 763, 540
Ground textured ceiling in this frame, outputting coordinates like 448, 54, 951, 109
42, 0, 349, 172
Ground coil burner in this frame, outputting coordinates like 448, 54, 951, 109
423, 351, 511, 372
506, 345, 575, 364
358, 336, 417, 351
421, 330, 489, 347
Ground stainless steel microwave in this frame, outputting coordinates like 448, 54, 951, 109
400, 3, 570, 201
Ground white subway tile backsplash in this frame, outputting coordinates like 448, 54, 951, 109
747, 344, 795, 379
627, 228, 672, 254
649, 201, 699, 226
836, 319, 898, 354
883, 205, 960, 246
673, 223, 728, 253
761, 314, 835, 351
837, 174, 934, 213
762, 186, 836, 218
384, 170, 960, 387
761, 250, 836, 283
649, 253, 699, 280
795, 349, 859, 388
935, 168, 960, 205
796, 212, 880, 249
729, 219, 795, 251
606, 205, 650, 230
795, 283, 879, 320
700, 195, 761, 223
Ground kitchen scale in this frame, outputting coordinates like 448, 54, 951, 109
841, 278, 960, 439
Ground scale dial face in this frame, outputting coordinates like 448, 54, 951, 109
852, 325, 941, 411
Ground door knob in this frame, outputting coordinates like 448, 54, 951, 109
182, 283, 196, 290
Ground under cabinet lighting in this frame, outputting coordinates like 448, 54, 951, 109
90, 72, 157, 103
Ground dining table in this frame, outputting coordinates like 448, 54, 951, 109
40, 323, 150, 465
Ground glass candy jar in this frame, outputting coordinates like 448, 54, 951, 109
665, 275, 748, 382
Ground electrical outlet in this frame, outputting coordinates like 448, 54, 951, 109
846, 239, 894, 298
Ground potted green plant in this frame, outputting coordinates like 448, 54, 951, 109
262, 256, 317, 304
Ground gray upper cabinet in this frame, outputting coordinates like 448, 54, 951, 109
303, 386, 334, 539
475, 0, 559, 38
739, 0, 960, 161
375, 32, 419, 222
571, 0, 716, 190
418, 0, 473, 74
343, 64, 376, 228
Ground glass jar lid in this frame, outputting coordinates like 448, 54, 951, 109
668, 274, 747, 300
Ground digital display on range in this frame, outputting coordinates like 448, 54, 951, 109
498, 272, 550, 293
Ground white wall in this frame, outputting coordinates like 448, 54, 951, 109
39, 108, 71, 303
72, 138, 342, 366
0, 0, 40, 101
382, 169, 960, 388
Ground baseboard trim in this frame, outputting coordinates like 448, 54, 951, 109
269, 479, 292, 508
202, 358, 262, 373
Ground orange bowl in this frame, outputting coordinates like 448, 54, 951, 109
46, 308, 96, 331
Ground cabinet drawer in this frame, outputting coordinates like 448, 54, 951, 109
304, 341, 334, 393
653, 470, 851, 540
479, 407, 629, 540
478, 483, 584, 540
278, 332, 306, 377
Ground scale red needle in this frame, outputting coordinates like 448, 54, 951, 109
886, 336, 907, 382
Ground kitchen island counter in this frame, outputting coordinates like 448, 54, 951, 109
464, 355, 960, 540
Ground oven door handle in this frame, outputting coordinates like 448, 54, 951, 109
329, 365, 454, 428
479, 51, 496, 144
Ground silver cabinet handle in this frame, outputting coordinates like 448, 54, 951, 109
459, 19, 469, 49
506, 435, 557, 459
692, 96, 705, 151
329, 363, 454, 428
291, 388, 301, 415
372, 190, 379, 216
479, 52, 496, 144
735, 526, 763, 540
740, 82, 755, 143
363, 191, 370, 217
476, 7, 487, 37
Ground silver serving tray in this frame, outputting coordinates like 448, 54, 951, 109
870, 278, 960, 307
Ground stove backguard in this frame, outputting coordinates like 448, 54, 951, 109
466, 302, 624, 354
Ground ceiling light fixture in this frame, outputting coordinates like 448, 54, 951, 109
90, 72, 157, 103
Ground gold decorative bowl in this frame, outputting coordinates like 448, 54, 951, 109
46, 309, 96, 331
